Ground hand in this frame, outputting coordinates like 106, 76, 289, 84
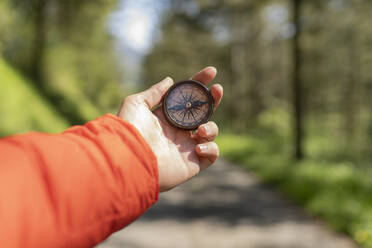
118, 67, 223, 192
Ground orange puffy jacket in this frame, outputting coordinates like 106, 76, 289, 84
0, 114, 159, 247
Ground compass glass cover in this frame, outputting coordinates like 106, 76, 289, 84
164, 81, 213, 129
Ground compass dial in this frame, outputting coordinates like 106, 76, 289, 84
162, 80, 214, 130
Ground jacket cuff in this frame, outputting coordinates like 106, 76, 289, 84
100, 113, 159, 204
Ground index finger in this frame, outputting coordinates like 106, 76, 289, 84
191, 66, 217, 85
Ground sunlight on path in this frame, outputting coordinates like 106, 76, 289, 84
98, 160, 358, 248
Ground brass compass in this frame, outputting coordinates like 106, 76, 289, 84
162, 80, 214, 130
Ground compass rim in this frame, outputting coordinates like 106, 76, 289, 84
162, 80, 214, 130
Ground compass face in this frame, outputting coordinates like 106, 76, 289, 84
162, 80, 214, 130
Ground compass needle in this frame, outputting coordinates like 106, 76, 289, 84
180, 90, 188, 102
189, 88, 194, 101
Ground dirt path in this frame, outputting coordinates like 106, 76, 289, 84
98, 159, 358, 248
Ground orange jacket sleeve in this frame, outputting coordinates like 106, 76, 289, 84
0, 114, 159, 248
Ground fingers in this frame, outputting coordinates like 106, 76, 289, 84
193, 120, 220, 170
192, 121, 218, 142
134, 67, 221, 111
191, 67, 222, 108
191, 66, 217, 85
126, 66, 220, 110
196, 142, 219, 170
139, 77, 174, 109
210, 84, 223, 109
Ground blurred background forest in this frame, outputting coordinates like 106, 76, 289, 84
1, 0, 372, 247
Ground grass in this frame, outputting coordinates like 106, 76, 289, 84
0, 57, 69, 136
217, 133, 372, 248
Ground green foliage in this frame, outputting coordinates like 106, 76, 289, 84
0, 0, 123, 124
44, 0, 124, 114
43, 45, 105, 121
217, 132, 372, 247
0, 57, 68, 136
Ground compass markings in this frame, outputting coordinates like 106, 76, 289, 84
165, 82, 211, 128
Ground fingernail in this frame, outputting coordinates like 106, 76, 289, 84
198, 144, 208, 153
160, 77, 173, 89
165, 77, 173, 83
208, 66, 217, 74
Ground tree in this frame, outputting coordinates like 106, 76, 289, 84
1, 0, 123, 124
292, 0, 304, 160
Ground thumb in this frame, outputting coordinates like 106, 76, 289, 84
140, 77, 174, 109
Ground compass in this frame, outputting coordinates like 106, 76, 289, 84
162, 80, 214, 130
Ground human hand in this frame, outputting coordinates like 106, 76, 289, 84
118, 67, 223, 192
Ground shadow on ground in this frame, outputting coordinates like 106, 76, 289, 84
141, 181, 307, 226
98, 159, 358, 248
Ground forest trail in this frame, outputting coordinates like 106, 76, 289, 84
98, 159, 358, 248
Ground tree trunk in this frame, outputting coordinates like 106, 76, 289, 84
229, 13, 248, 133
344, 18, 359, 150
247, 21, 264, 126
292, 0, 304, 160
29, 0, 86, 125
30, 0, 46, 84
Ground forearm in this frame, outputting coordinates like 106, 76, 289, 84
0, 114, 159, 248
